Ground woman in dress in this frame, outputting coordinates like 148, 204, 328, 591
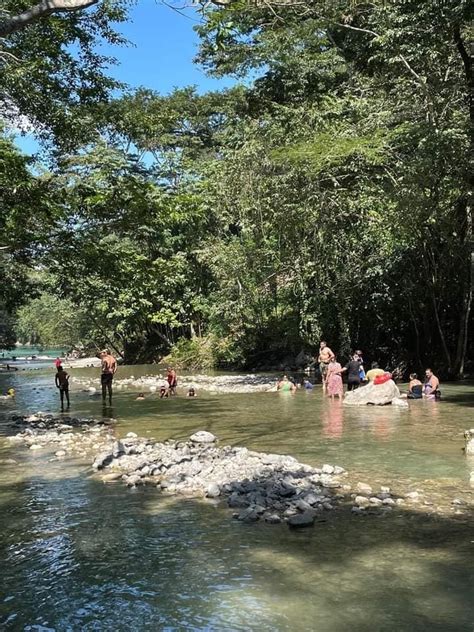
326, 356, 344, 400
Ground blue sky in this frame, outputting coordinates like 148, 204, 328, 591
16, 1, 234, 155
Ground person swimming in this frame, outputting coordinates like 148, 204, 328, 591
136, 393, 146, 400
187, 388, 197, 397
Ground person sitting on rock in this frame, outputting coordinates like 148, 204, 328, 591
55, 366, 70, 410
407, 373, 423, 399
366, 362, 385, 382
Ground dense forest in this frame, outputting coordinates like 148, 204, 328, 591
0, 0, 472, 377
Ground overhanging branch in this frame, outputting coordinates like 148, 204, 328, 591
0, 0, 99, 37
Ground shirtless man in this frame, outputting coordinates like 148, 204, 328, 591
55, 365, 70, 410
100, 349, 117, 405
318, 341, 335, 392
424, 368, 440, 400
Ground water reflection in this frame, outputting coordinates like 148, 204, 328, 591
322, 402, 344, 439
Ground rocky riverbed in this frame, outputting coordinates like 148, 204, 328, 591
6, 413, 473, 527
72, 373, 278, 394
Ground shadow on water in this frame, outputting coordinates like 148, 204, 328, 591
0, 463, 472, 632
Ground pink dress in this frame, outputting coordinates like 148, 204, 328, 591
326, 362, 343, 396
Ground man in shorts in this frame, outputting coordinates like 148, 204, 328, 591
100, 349, 117, 405
55, 365, 70, 410
318, 341, 335, 392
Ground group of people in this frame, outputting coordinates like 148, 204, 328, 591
54, 350, 189, 410
276, 341, 442, 402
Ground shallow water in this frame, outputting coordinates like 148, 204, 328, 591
0, 366, 473, 631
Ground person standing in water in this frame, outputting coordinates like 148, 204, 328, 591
318, 341, 335, 392
343, 353, 362, 391
100, 349, 117, 405
55, 365, 70, 410
277, 375, 296, 392
167, 367, 177, 396
407, 373, 423, 399
326, 356, 344, 400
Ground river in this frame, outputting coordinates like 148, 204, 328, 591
0, 364, 473, 631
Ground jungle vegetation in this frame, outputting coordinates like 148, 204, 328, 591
0, 0, 472, 376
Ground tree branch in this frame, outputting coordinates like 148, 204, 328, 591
0, 0, 99, 37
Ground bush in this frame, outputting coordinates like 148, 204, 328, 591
164, 334, 244, 370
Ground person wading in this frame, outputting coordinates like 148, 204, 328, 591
55, 365, 70, 410
318, 341, 335, 393
100, 349, 117, 405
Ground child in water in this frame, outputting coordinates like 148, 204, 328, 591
160, 385, 169, 399
55, 366, 70, 410
136, 393, 146, 400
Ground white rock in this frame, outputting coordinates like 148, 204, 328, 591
55, 450, 66, 457
356, 482, 373, 494
190, 431, 217, 443
126, 432, 138, 438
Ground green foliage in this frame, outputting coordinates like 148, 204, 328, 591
164, 334, 243, 370
16, 293, 88, 349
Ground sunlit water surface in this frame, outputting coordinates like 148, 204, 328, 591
0, 365, 473, 631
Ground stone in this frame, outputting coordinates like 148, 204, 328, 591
55, 450, 66, 457
369, 497, 383, 507
287, 511, 316, 528
126, 432, 138, 438
102, 472, 123, 482
356, 482, 372, 494
322, 464, 335, 474
264, 513, 282, 524
405, 491, 420, 500
0, 458, 17, 465
206, 483, 221, 498
451, 498, 466, 505
29, 444, 43, 450
354, 496, 370, 507
333, 466, 346, 475
344, 379, 402, 406
92, 451, 113, 470
295, 499, 312, 512
382, 498, 395, 506
112, 441, 126, 458
238, 507, 259, 522
351, 506, 366, 515
189, 431, 217, 444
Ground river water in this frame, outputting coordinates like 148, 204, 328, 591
0, 364, 473, 631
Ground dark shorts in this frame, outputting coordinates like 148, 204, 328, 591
59, 386, 69, 393
101, 373, 113, 386
319, 362, 329, 376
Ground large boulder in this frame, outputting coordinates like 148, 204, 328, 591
344, 380, 403, 406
